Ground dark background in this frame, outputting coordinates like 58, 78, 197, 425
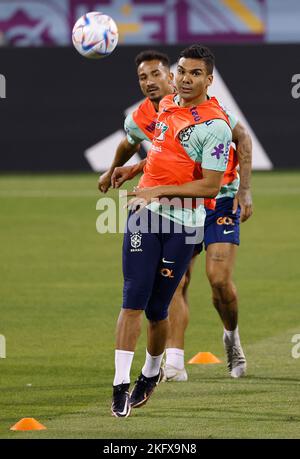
0, 44, 299, 171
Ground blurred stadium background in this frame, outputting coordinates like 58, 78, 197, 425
0, 0, 299, 439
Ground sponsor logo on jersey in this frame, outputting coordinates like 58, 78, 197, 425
224, 140, 231, 161
151, 145, 162, 153
145, 120, 156, 133
155, 121, 169, 141
190, 107, 201, 122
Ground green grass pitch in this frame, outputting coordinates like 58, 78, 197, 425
0, 171, 299, 439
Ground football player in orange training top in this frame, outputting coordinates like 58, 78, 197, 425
99, 49, 253, 382
99, 48, 253, 415
105, 44, 237, 417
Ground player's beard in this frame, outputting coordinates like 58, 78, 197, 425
150, 95, 162, 104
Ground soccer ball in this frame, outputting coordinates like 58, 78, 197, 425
72, 11, 118, 59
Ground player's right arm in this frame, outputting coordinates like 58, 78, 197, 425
98, 113, 145, 193
98, 138, 140, 192
111, 159, 146, 189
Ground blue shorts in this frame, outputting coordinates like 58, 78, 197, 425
122, 209, 199, 321
196, 197, 240, 253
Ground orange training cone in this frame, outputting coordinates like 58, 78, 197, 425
10, 418, 47, 431
188, 352, 222, 364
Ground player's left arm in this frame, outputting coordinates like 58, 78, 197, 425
232, 121, 253, 222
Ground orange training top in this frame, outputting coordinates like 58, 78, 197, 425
132, 98, 157, 141
138, 94, 231, 210
132, 96, 238, 193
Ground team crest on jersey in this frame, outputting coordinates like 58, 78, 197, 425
178, 126, 195, 144
130, 232, 143, 252
155, 121, 169, 141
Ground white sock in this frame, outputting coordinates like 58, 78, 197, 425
165, 348, 185, 370
224, 326, 241, 346
142, 349, 164, 378
113, 349, 134, 386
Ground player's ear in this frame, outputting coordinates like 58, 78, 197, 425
169, 72, 174, 84
207, 74, 213, 87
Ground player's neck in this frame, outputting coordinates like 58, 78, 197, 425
151, 86, 174, 111
152, 100, 160, 111
179, 92, 208, 108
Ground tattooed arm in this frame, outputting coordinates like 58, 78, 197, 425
232, 121, 253, 222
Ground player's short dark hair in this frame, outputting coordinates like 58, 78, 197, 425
179, 45, 215, 74
135, 50, 170, 69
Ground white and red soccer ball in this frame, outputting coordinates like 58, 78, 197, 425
72, 12, 119, 59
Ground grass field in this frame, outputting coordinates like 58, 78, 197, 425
0, 171, 300, 439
